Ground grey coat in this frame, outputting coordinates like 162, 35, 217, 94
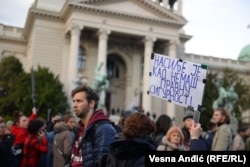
211, 124, 232, 151
53, 122, 73, 167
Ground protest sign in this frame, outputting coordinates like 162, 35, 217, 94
148, 53, 207, 111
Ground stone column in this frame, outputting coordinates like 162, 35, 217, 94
167, 40, 177, 119
97, 29, 110, 74
142, 36, 155, 113
96, 29, 110, 110
125, 75, 132, 110
68, 25, 81, 95
132, 50, 141, 108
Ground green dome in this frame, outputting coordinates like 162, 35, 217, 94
238, 44, 250, 61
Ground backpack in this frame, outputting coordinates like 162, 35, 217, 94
88, 120, 117, 147
13, 143, 24, 166
152, 133, 164, 147
98, 153, 116, 167
98, 151, 144, 167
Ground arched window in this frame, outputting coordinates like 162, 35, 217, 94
78, 46, 86, 70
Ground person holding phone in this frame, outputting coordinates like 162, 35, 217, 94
11, 107, 38, 166
21, 118, 48, 167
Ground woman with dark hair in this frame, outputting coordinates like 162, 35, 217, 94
11, 108, 38, 145
11, 107, 37, 166
152, 114, 172, 147
21, 118, 48, 167
100, 112, 156, 167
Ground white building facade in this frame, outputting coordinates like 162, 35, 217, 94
0, 0, 249, 124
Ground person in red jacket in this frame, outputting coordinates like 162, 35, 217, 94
21, 118, 48, 167
11, 107, 37, 166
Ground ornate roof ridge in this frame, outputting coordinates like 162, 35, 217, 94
30, 9, 63, 20
68, 2, 184, 27
77, 0, 186, 22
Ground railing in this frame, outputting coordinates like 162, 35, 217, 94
0, 24, 24, 37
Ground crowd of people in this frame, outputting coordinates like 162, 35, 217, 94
1, 85, 250, 167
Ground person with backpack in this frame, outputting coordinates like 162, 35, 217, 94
69, 85, 116, 167
99, 112, 156, 167
53, 115, 75, 167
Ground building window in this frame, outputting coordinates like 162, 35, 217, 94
78, 46, 86, 70
141, 56, 144, 77
107, 59, 119, 79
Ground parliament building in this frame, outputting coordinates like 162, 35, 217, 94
1, 0, 250, 125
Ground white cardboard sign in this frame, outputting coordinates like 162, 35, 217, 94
148, 53, 208, 111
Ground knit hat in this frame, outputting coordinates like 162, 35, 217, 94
237, 127, 247, 132
183, 108, 193, 122
183, 115, 193, 122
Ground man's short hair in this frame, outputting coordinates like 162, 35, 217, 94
71, 85, 100, 110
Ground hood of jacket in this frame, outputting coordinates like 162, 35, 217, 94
161, 136, 183, 150
86, 108, 109, 128
76, 108, 111, 139
109, 135, 155, 160
54, 122, 70, 134
11, 125, 28, 145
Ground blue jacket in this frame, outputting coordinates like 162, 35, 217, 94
82, 122, 116, 167
40, 131, 54, 167
203, 131, 215, 151
73, 109, 116, 167
190, 139, 207, 151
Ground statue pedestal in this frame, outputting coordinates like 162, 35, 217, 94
230, 115, 238, 136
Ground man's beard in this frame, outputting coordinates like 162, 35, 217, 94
77, 106, 90, 119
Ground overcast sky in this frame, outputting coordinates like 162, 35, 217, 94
0, 0, 249, 60
183, 0, 250, 60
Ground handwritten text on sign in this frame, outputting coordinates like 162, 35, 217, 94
148, 53, 207, 111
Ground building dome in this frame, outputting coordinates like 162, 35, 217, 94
238, 44, 250, 61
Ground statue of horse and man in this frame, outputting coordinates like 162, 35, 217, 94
212, 80, 238, 115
